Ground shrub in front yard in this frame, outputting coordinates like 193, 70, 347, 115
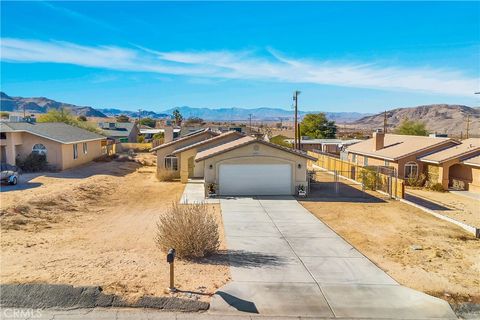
155, 202, 220, 259
16, 153, 48, 172
156, 169, 177, 182
406, 173, 426, 187
427, 182, 446, 192
359, 167, 377, 190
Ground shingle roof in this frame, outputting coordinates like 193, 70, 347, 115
420, 138, 480, 164
99, 122, 136, 138
172, 131, 244, 155
463, 155, 480, 167
150, 128, 218, 152
346, 134, 457, 161
0, 122, 105, 144
195, 136, 317, 162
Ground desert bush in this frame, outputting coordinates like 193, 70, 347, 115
427, 183, 445, 192
155, 202, 220, 259
359, 167, 377, 190
156, 169, 177, 182
16, 153, 48, 172
406, 173, 426, 187
137, 135, 145, 143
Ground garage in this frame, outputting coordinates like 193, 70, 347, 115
219, 164, 292, 195
194, 136, 317, 196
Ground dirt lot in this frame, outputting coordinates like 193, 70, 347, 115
406, 187, 479, 228
302, 171, 480, 305
0, 153, 229, 302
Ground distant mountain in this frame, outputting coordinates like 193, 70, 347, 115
161, 106, 367, 122
0, 92, 107, 117
98, 108, 169, 119
352, 104, 479, 135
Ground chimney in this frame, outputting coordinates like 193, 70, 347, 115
164, 126, 173, 143
373, 129, 385, 151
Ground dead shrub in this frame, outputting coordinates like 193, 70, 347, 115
155, 202, 220, 259
406, 173, 426, 188
156, 169, 177, 182
427, 182, 446, 192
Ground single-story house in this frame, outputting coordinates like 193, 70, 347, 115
286, 138, 361, 154
139, 128, 181, 141
420, 138, 480, 190
195, 136, 316, 196
0, 122, 106, 170
461, 155, 480, 193
170, 131, 245, 183
98, 122, 139, 143
346, 131, 459, 179
150, 128, 219, 178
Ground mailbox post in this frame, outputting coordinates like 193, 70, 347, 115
167, 248, 176, 292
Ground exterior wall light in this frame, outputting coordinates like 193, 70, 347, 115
209, 164, 213, 169
298, 164, 302, 169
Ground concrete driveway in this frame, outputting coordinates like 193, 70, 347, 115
210, 196, 456, 319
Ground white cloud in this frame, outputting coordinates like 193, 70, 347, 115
1, 38, 477, 96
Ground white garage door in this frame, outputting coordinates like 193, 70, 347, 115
219, 164, 292, 196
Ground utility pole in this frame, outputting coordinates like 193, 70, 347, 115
383, 110, 387, 133
466, 114, 470, 139
293, 90, 301, 150
138, 109, 142, 123
248, 114, 253, 135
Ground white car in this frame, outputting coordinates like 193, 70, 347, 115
0, 164, 19, 185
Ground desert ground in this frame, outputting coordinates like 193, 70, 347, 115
0, 153, 230, 302
406, 187, 479, 228
301, 171, 480, 305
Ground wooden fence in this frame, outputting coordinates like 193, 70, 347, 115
308, 150, 405, 199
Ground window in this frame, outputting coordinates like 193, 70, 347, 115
352, 154, 357, 163
384, 160, 390, 167
73, 144, 78, 160
0, 132, 6, 140
364, 156, 368, 166
165, 155, 178, 171
83, 142, 88, 154
404, 162, 418, 178
32, 144, 47, 155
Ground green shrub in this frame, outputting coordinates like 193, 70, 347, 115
155, 202, 220, 259
137, 135, 145, 143
16, 153, 48, 172
406, 173, 426, 187
359, 167, 377, 190
428, 183, 445, 192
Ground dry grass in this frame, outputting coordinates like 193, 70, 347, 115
156, 202, 220, 259
156, 169, 177, 182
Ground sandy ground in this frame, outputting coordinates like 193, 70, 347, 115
406, 187, 479, 228
0, 153, 230, 302
301, 171, 480, 305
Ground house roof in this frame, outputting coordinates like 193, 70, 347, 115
285, 138, 361, 145
0, 122, 106, 144
420, 138, 480, 164
172, 131, 244, 155
346, 134, 457, 161
99, 122, 136, 138
150, 128, 218, 152
195, 136, 317, 162
463, 155, 480, 168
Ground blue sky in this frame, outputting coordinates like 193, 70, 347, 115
1, 1, 479, 113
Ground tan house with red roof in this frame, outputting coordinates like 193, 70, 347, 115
346, 131, 458, 179
420, 138, 480, 191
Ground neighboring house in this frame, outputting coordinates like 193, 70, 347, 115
286, 138, 361, 154
461, 155, 480, 193
99, 122, 139, 143
346, 131, 459, 179
420, 138, 480, 191
171, 131, 245, 183
139, 128, 181, 141
0, 122, 106, 170
150, 128, 219, 178
195, 136, 316, 196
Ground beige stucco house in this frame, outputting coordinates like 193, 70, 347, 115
346, 131, 459, 179
195, 136, 316, 196
0, 122, 106, 170
170, 131, 245, 183
150, 128, 219, 179
420, 138, 480, 191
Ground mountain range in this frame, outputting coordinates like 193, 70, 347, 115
352, 104, 479, 136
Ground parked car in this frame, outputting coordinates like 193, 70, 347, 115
1, 163, 19, 185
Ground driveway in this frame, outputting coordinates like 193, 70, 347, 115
210, 197, 456, 319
